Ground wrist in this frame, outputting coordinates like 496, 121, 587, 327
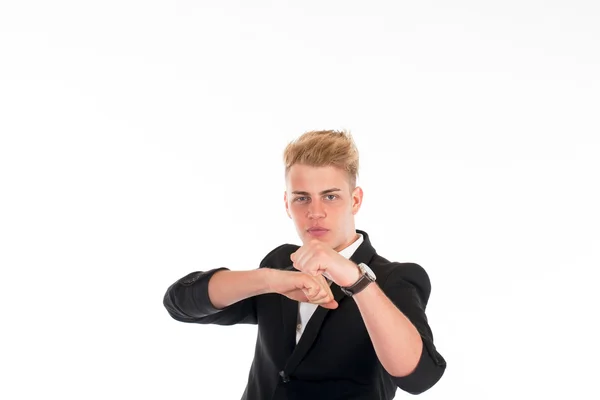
260, 268, 277, 294
339, 262, 377, 296
337, 262, 362, 287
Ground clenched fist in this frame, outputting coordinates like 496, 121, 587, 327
267, 269, 338, 309
290, 239, 361, 287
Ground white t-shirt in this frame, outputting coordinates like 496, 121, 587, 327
295, 233, 364, 343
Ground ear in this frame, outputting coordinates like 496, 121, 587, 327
284, 190, 292, 219
351, 186, 363, 215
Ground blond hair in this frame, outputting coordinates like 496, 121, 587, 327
283, 130, 359, 189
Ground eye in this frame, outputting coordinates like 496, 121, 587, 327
325, 194, 338, 201
294, 196, 309, 202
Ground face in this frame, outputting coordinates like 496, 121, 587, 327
284, 164, 363, 252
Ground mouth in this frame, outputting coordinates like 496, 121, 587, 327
307, 227, 329, 237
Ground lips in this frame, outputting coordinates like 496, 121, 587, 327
307, 226, 329, 237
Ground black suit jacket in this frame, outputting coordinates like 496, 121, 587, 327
163, 230, 446, 399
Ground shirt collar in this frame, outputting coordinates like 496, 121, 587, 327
338, 233, 364, 259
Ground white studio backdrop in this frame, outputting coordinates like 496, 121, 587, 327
1, 1, 599, 399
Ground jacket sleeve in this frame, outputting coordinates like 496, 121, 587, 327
162, 244, 288, 326
162, 267, 259, 325
383, 263, 447, 395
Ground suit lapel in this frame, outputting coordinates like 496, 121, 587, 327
280, 268, 348, 357
281, 294, 299, 355
279, 262, 300, 355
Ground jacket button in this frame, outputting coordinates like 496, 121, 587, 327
279, 370, 290, 383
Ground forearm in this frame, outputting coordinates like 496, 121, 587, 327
208, 268, 273, 309
353, 283, 423, 377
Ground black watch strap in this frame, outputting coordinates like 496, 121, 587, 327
340, 263, 375, 296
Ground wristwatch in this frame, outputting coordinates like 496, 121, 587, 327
340, 263, 376, 296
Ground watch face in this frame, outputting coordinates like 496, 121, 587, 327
359, 263, 376, 280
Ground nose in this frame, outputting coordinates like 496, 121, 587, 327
307, 201, 326, 219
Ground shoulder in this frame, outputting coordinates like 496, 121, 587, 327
258, 243, 300, 269
373, 257, 432, 306
390, 262, 431, 293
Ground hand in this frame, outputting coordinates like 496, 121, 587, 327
267, 269, 338, 309
290, 239, 361, 287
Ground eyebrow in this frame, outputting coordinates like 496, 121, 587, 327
291, 188, 342, 196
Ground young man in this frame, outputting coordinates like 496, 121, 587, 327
163, 130, 446, 399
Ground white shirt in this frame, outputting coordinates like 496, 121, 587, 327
295, 233, 364, 344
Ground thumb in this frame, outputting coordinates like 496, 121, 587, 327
321, 299, 338, 309
302, 279, 319, 298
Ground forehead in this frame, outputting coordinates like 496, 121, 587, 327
286, 164, 349, 191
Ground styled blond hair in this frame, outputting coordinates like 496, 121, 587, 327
283, 130, 359, 189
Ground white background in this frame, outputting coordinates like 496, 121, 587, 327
1, 1, 599, 399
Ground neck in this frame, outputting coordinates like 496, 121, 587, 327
334, 231, 359, 252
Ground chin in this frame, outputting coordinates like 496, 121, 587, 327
303, 232, 330, 243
